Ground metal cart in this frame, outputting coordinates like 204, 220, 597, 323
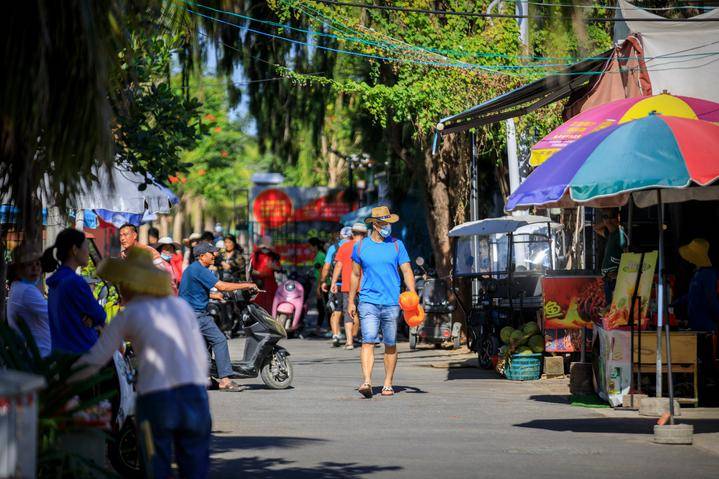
449, 215, 559, 369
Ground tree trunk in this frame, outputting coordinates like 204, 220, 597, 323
172, 203, 185, 242
189, 195, 203, 234
159, 215, 170, 237
420, 135, 470, 278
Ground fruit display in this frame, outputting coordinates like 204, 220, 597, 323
495, 323, 544, 377
509, 329, 526, 346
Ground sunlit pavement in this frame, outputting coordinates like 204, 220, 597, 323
207, 335, 719, 478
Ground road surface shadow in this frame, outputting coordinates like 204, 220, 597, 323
515, 418, 719, 434
211, 456, 402, 478
445, 367, 502, 381
212, 435, 327, 453
528, 394, 571, 404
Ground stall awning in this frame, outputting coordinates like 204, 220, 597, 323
435, 51, 612, 136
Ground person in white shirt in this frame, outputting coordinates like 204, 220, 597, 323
7, 241, 51, 357
75, 246, 210, 479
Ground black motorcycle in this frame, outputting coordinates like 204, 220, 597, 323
409, 257, 459, 350
209, 289, 294, 389
468, 278, 510, 370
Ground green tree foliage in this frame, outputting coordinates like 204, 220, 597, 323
178, 77, 275, 221
113, 32, 207, 187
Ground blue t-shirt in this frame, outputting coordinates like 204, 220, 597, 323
179, 261, 219, 312
324, 239, 347, 265
46, 265, 106, 354
351, 237, 410, 306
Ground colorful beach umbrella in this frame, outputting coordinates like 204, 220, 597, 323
507, 114, 719, 211
529, 93, 719, 166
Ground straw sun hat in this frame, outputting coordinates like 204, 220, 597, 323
97, 246, 173, 296
364, 205, 399, 224
679, 238, 712, 268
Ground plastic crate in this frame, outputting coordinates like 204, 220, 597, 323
504, 353, 542, 381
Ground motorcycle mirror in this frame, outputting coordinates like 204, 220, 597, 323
415, 256, 425, 267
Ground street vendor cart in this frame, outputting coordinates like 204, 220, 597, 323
449, 215, 559, 369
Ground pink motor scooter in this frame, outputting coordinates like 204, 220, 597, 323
272, 272, 308, 338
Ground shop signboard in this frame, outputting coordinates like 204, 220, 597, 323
542, 275, 604, 353
250, 186, 356, 268
602, 251, 658, 330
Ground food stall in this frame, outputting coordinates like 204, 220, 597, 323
449, 215, 559, 375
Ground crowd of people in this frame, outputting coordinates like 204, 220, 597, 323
5, 205, 419, 476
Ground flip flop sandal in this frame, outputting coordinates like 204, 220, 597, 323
358, 383, 373, 398
344, 344, 355, 350
218, 382, 244, 392
381, 386, 395, 397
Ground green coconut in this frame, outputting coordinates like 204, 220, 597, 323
516, 346, 534, 355
500, 326, 514, 344
528, 334, 545, 353
509, 329, 527, 345
522, 322, 540, 336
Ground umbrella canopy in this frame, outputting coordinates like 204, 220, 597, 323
530, 94, 719, 166
71, 165, 179, 215
507, 114, 719, 211
448, 215, 558, 237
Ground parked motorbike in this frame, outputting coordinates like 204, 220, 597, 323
408, 257, 460, 350
209, 289, 294, 389
469, 278, 510, 370
107, 348, 142, 478
272, 271, 309, 338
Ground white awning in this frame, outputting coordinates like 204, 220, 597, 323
448, 215, 559, 237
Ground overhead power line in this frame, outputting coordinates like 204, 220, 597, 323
184, 6, 719, 77
185, 0, 719, 68
501, 0, 715, 11
311, 0, 719, 21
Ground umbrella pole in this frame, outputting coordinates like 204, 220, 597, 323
655, 191, 676, 422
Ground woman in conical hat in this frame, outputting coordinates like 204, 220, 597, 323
74, 246, 212, 478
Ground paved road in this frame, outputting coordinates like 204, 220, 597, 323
208, 337, 719, 478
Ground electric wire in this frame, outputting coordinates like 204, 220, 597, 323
500, 0, 715, 11
186, 6, 719, 78
311, 0, 719, 22
183, 0, 719, 70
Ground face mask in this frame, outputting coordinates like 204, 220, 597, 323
378, 224, 392, 238
161, 252, 173, 261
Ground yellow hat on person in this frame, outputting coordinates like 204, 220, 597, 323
97, 246, 173, 296
365, 205, 399, 224
679, 238, 712, 268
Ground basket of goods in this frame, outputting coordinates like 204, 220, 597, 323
497, 322, 544, 381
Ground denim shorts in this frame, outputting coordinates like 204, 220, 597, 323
358, 302, 400, 346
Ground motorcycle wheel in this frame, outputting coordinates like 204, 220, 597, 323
409, 332, 418, 350
108, 418, 143, 478
478, 335, 499, 370
260, 350, 294, 389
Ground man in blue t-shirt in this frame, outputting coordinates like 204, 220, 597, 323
348, 206, 415, 398
179, 242, 257, 391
